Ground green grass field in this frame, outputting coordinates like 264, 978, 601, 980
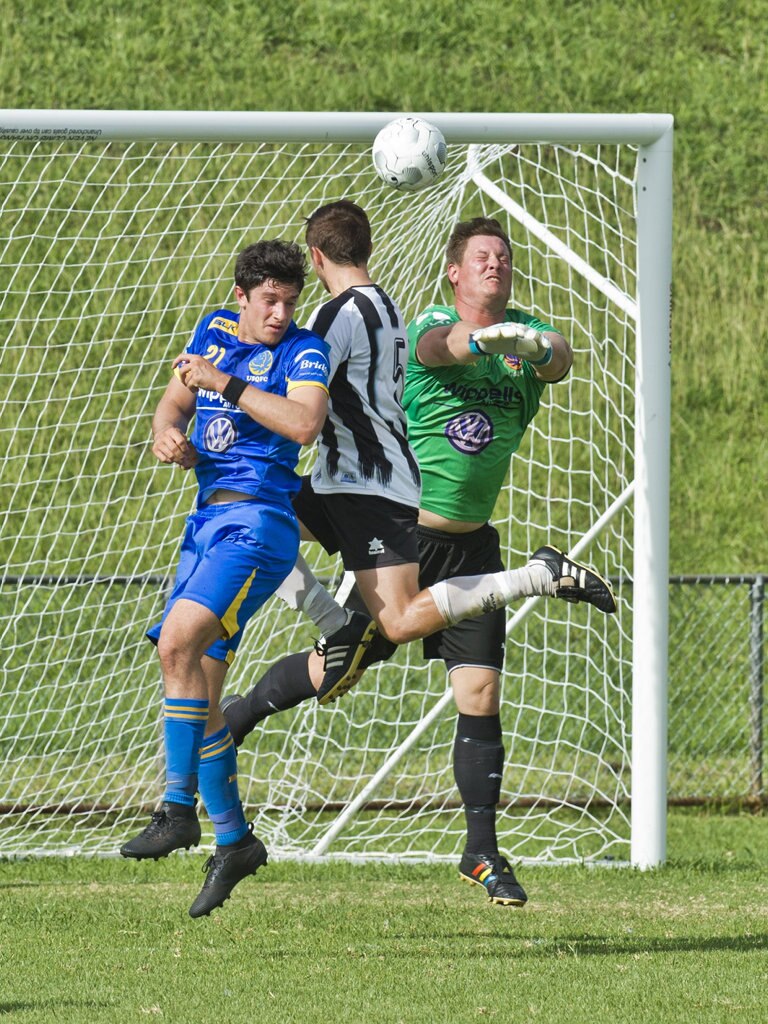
2, 812, 766, 1024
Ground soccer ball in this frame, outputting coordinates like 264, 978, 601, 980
372, 116, 447, 193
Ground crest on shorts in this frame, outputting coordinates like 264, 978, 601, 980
444, 410, 494, 454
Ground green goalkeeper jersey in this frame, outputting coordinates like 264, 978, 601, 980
404, 304, 554, 522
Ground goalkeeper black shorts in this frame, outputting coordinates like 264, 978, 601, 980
341, 521, 507, 673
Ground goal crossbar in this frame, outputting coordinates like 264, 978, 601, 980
0, 109, 673, 145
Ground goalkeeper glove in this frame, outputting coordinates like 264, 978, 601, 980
468, 322, 553, 365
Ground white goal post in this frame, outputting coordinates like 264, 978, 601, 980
0, 110, 672, 868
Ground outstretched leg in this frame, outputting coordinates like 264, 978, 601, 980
222, 651, 319, 746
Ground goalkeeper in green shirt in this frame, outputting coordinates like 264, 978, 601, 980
224, 215, 615, 906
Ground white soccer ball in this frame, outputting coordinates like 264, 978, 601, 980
372, 116, 447, 193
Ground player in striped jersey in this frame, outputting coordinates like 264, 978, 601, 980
246, 205, 601, 704
222, 212, 615, 904
119, 240, 330, 918
254, 205, 613, 698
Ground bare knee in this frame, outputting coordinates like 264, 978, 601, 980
376, 611, 421, 647
375, 593, 441, 646
450, 668, 501, 716
157, 626, 208, 679
157, 600, 223, 677
157, 632, 189, 676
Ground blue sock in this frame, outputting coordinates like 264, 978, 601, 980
162, 697, 208, 807
198, 725, 247, 845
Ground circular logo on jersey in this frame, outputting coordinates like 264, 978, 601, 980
503, 353, 524, 375
444, 410, 494, 454
204, 414, 238, 453
248, 350, 273, 376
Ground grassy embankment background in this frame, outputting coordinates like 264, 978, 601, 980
2, 0, 765, 570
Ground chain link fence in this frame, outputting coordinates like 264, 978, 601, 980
3, 573, 765, 810
668, 575, 765, 806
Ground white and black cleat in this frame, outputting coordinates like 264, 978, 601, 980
530, 545, 617, 614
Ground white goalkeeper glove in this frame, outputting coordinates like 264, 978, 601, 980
468, 322, 553, 365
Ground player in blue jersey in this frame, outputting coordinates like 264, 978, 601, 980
120, 240, 330, 919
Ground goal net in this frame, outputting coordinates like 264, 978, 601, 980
0, 111, 672, 865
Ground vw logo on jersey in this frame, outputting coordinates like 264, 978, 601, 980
204, 414, 238, 453
444, 410, 494, 455
248, 349, 273, 376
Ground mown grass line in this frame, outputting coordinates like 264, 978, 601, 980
1, 813, 766, 1024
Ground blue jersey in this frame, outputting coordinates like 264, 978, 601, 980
185, 309, 330, 509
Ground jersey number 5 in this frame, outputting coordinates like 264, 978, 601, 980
393, 336, 406, 399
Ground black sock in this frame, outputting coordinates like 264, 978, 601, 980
224, 652, 315, 746
453, 713, 504, 856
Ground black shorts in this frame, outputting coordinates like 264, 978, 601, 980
292, 475, 420, 571
343, 521, 507, 672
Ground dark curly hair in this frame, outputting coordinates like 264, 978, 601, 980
234, 239, 308, 295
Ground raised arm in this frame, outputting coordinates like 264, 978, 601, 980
415, 321, 573, 382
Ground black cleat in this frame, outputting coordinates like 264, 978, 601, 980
120, 801, 201, 860
315, 610, 379, 705
459, 851, 528, 907
358, 628, 398, 672
188, 826, 268, 918
529, 544, 617, 614
220, 693, 246, 747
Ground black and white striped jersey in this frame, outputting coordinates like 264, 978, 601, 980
305, 285, 421, 508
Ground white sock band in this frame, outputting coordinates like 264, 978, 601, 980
304, 581, 348, 635
276, 555, 347, 634
428, 564, 552, 627
276, 554, 318, 611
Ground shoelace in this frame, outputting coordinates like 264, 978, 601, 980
141, 810, 167, 833
485, 856, 512, 876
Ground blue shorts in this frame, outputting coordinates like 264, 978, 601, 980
147, 500, 300, 663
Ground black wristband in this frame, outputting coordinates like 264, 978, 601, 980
222, 375, 248, 405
